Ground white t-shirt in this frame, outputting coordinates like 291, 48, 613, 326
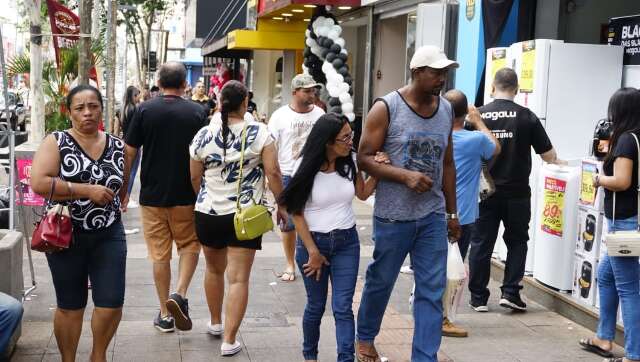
293, 157, 357, 233
268, 105, 324, 176
189, 118, 273, 216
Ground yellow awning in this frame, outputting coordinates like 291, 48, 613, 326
227, 19, 307, 51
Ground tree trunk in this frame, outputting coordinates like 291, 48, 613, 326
78, 0, 93, 86
29, 0, 45, 141
105, 0, 117, 133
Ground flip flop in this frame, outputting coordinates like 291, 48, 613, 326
603, 358, 623, 362
579, 338, 613, 358
280, 271, 296, 282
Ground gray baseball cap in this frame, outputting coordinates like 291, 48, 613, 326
291, 74, 321, 90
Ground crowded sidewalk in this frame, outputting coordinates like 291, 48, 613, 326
8, 183, 622, 362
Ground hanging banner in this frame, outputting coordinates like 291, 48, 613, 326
46, 0, 97, 81
520, 40, 535, 93
16, 159, 45, 206
608, 15, 640, 66
541, 177, 566, 237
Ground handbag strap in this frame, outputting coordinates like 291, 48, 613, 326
612, 132, 640, 231
46, 178, 57, 205
235, 122, 249, 212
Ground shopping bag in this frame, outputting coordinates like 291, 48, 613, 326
444, 242, 468, 322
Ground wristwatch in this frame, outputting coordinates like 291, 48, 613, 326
446, 213, 458, 221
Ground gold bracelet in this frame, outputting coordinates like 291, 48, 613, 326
66, 181, 74, 199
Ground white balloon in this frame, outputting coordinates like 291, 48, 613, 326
334, 38, 345, 48
322, 62, 333, 73
305, 38, 314, 47
332, 25, 342, 36
334, 74, 344, 84
324, 17, 334, 27
311, 45, 322, 55
342, 102, 354, 114
328, 86, 341, 98
328, 29, 340, 40
339, 92, 351, 103
319, 25, 331, 37
305, 29, 311, 38
346, 112, 356, 122
341, 48, 348, 55
339, 82, 351, 93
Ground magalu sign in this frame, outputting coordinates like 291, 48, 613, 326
608, 14, 640, 65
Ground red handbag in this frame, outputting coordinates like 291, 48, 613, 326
31, 178, 73, 253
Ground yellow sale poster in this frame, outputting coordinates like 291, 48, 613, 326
520, 41, 536, 93
491, 49, 507, 83
580, 162, 598, 206
541, 177, 567, 237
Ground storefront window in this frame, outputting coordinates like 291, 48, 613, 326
405, 12, 417, 85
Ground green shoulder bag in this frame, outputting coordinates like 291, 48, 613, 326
233, 122, 274, 240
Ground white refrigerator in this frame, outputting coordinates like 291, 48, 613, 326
483, 40, 623, 288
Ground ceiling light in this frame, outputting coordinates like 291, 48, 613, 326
282, 13, 293, 17
272, 16, 283, 20
338, 6, 352, 10
303, 18, 311, 22
292, 9, 304, 13
349, 17, 355, 20
304, 4, 316, 8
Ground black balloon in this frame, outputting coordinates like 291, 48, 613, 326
338, 53, 348, 62
338, 66, 349, 76
309, 30, 317, 39
332, 58, 344, 68
330, 44, 341, 53
329, 97, 341, 106
324, 38, 334, 48
303, 48, 311, 57
329, 106, 342, 114
321, 48, 330, 58
326, 52, 337, 62
344, 76, 353, 84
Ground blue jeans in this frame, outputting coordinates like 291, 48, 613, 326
296, 226, 360, 362
127, 148, 141, 195
597, 216, 640, 360
0, 292, 23, 354
357, 212, 447, 362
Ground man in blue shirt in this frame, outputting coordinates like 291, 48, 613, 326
442, 89, 500, 337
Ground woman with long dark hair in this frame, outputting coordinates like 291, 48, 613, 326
580, 88, 640, 362
119, 86, 142, 201
189, 80, 286, 356
279, 113, 385, 362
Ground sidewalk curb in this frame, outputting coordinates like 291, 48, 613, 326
490, 259, 625, 346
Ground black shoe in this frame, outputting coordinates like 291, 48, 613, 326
499, 294, 527, 311
154, 312, 175, 333
468, 300, 489, 312
166, 293, 193, 331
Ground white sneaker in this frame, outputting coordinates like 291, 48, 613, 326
221, 341, 242, 356
400, 265, 414, 275
207, 322, 223, 336
127, 200, 139, 208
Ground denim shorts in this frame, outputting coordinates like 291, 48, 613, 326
46, 221, 127, 310
280, 175, 296, 232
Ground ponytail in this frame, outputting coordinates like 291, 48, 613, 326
218, 80, 249, 162
221, 99, 231, 160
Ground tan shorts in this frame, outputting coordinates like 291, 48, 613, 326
141, 205, 201, 262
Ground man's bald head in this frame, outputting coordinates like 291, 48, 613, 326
157, 61, 187, 90
444, 89, 468, 120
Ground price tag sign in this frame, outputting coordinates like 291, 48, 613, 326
491, 49, 507, 83
520, 41, 536, 93
541, 177, 566, 237
580, 162, 598, 206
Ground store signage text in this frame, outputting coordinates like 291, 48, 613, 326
609, 15, 640, 65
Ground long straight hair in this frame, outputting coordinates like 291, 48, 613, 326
279, 113, 356, 215
605, 88, 640, 165
219, 80, 248, 159
121, 85, 139, 126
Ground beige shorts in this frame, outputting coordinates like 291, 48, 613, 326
141, 205, 201, 262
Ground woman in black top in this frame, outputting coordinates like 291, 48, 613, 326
580, 88, 640, 362
120, 86, 141, 197
31, 85, 131, 362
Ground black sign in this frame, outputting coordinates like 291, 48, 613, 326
608, 15, 640, 65
148, 51, 157, 72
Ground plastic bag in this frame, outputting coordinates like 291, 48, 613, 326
444, 242, 468, 322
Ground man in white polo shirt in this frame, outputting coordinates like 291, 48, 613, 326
268, 74, 325, 282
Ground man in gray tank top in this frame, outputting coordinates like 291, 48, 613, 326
356, 46, 461, 362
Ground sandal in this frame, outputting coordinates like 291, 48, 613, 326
603, 358, 623, 362
356, 341, 381, 362
280, 270, 296, 282
579, 338, 613, 358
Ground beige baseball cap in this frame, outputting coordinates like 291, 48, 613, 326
410, 45, 459, 70
291, 74, 321, 90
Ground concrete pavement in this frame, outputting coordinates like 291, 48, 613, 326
9, 197, 623, 361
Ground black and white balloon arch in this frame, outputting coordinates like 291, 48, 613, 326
303, 10, 356, 123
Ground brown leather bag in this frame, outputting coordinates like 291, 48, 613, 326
31, 178, 73, 253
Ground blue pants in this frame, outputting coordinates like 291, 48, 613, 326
127, 148, 141, 195
597, 216, 640, 360
357, 212, 447, 362
0, 292, 23, 354
296, 226, 360, 362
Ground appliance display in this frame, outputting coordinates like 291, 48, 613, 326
579, 260, 593, 299
583, 214, 596, 252
576, 206, 603, 260
572, 254, 598, 306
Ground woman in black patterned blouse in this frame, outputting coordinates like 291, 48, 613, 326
31, 85, 132, 362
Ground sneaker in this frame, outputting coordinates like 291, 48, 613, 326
166, 293, 193, 331
442, 317, 468, 337
127, 200, 139, 208
468, 300, 489, 312
221, 341, 242, 356
400, 265, 414, 275
499, 294, 527, 311
207, 322, 224, 336
154, 312, 175, 333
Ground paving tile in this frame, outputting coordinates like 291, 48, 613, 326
113, 334, 180, 353
239, 326, 301, 349
113, 349, 181, 362
8, 353, 44, 362
181, 349, 251, 362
